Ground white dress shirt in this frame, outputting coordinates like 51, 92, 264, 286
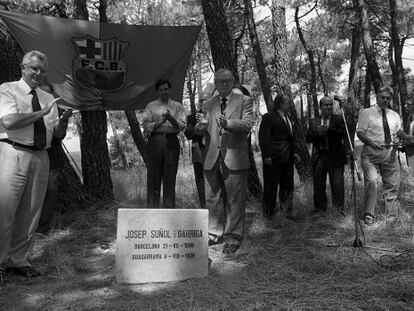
0, 78, 59, 148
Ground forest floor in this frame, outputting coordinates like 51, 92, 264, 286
1, 160, 414, 310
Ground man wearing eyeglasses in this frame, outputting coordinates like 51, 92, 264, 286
195, 68, 254, 254
0, 50, 69, 285
356, 86, 402, 226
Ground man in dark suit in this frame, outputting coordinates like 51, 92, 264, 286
195, 68, 253, 254
306, 96, 348, 214
259, 94, 298, 220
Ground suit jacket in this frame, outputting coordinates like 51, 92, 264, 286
306, 114, 348, 167
195, 92, 254, 170
185, 113, 204, 163
258, 111, 294, 163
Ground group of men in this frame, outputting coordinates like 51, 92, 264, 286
1, 50, 411, 286
259, 85, 407, 228
143, 68, 254, 255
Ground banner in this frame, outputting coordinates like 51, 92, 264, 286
0, 10, 200, 110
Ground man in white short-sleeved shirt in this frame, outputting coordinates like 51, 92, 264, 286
0, 50, 69, 285
356, 86, 401, 225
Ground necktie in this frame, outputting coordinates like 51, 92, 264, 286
320, 117, 329, 150
382, 109, 391, 145
220, 97, 227, 115
284, 114, 291, 134
30, 89, 47, 150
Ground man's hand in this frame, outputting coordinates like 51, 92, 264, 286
196, 112, 208, 125
218, 114, 228, 128
317, 125, 329, 136
369, 141, 383, 150
162, 109, 172, 121
264, 157, 272, 165
43, 97, 59, 115
154, 114, 166, 129
397, 129, 408, 141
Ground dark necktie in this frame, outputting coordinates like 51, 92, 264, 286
30, 89, 46, 150
284, 114, 291, 134
220, 97, 227, 115
320, 117, 329, 150
382, 109, 391, 145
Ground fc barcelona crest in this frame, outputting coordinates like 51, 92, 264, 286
72, 36, 129, 91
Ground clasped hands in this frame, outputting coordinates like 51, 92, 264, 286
196, 111, 209, 125
154, 109, 174, 127
316, 124, 329, 136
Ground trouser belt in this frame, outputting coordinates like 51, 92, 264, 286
0, 139, 44, 151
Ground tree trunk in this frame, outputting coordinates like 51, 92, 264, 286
307, 91, 312, 120
187, 63, 197, 113
357, 0, 383, 93
75, 0, 113, 200
58, 148, 94, 210
346, 3, 362, 143
201, 0, 262, 198
80, 110, 113, 200
196, 40, 203, 107
389, 0, 408, 129
363, 66, 371, 108
317, 51, 328, 96
295, 6, 319, 118
108, 112, 128, 170
243, 0, 273, 109
200, 0, 238, 78
0, 23, 22, 84
388, 41, 400, 112
124, 110, 148, 166
74, 0, 89, 20
272, 2, 312, 182
300, 94, 304, 121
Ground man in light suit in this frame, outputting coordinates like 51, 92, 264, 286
195, 68, 254, 254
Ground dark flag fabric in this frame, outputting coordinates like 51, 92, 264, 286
0, 10, 200, 110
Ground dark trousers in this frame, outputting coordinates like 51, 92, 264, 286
262, 158, 294, 218
193, 162, 205, 208
146, 133, 180, 209
313, 153, 344, 212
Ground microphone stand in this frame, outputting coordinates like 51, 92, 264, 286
338, 100, 363, 247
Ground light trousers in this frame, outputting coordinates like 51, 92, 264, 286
360, 146, 400, 217
204, 157, 248, 243
0, 143, 49, 267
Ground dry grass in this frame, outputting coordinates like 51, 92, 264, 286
0, 159, 413, 310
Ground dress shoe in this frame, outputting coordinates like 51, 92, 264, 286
222, 243, 241, 254
363, 213, 374, 226
7, 266, 41, 278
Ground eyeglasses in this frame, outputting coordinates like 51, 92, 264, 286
24, 65, 47, 75
215, 79, 234, 84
